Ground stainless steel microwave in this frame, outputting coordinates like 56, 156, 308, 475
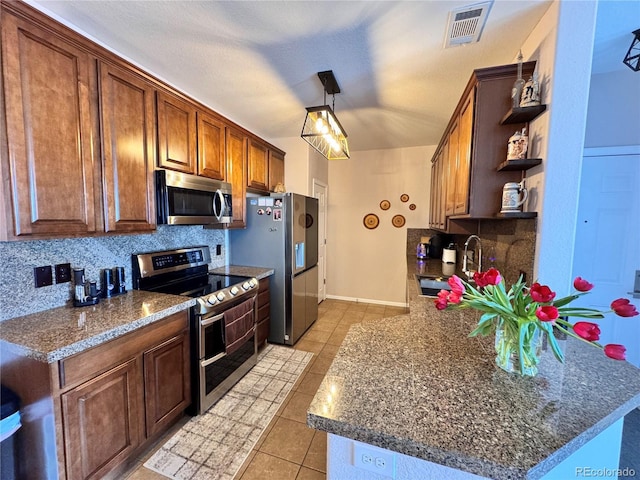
156, 170, 232, 226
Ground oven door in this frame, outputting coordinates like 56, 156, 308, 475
156, 169, 232, 225
197, 296, 257, 414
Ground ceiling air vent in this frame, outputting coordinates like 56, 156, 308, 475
444, 1, 493, 48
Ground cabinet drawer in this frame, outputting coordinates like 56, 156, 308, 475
258, 303, 270, 323
258, 288, 270, 306
59, 311, 188, 390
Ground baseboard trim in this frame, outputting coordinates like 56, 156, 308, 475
325, 294, 408, 308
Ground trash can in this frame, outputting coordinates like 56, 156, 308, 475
1, 385, 21, 480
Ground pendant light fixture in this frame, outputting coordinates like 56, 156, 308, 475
301, 71, 350, 160
623, 29, 640, 72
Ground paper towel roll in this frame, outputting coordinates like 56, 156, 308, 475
442, 247, 456, 264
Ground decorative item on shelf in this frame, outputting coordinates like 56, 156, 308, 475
363, 213, 379, 230
622, 28, 640, 72
391, 214, 405, 227
301, 70, 350, 160
511, 50, 525, 109
409, 203, 416, 210
273, 182, 286, 193
400, 194, 409, 203
500, 180, 528, 214
506, 127, 528, 160
434, 270, 638, 377
379, 200, 390, 210
520, 71, 541, 107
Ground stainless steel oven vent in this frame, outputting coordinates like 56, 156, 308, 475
444, 1, 492, 48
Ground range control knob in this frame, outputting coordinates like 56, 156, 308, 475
242, 281, 250, 290
230, 286, 240, 296
216, 292, 226, 301
206, 294, 217, 305
249, 278, 258, 288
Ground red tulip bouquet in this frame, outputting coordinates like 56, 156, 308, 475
434, 268, 638, 376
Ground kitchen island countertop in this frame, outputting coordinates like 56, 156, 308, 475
0, 290, 195, 363
307, 257, 640, 479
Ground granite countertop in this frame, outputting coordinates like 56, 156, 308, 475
0, 290, 195, 363
210, 265, 275, 280
307, 257, 640, 479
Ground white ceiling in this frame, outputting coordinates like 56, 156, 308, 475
29, 0, 639, 153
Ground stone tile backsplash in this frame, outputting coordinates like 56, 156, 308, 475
0, 226, 226, 322
408, 219, 537, 285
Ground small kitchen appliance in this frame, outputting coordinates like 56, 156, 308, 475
501, 181, 528, 214
442, 243, 457, 264
132, 246, 258, 415
73, 268, 100, 307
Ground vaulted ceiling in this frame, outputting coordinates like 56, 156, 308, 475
29, 0, 639, 152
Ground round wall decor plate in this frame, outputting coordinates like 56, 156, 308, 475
392, 214, 406, 228
400, 194, 409, 203
363, 213, 380, 229
379, 200, 391, 211
409, 203, 416, 210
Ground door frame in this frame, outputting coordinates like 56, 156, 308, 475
312, 179, 328, 303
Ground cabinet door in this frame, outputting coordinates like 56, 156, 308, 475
445, 120, 459, 216
62, 358, 142, 480
156, 91, 197, 174
197, 112, 226, 180
1, 13, 98, 238
257, 278, 271, 347
143, 332, 190, 438
247, 138, 269, 191
99, 62, 156, 233
225, 127, 247, 228
454, 92, 474, 215
268, 150, 285, 192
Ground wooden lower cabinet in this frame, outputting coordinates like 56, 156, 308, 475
143, 332, 190, 438
257, 278, 271, 348
61, 358, 143, 480
55, 311, 190, 480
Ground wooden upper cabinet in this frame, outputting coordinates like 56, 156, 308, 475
0, 12, 98, 239
156, 91, 197, 174
226, 127, 247, 228
247, 138, 269, 191
269, 150, 285, 192
197, 112, 226, 180
99, 62, 156, 233
454, 92, 474, 215
445, 119, 459, 217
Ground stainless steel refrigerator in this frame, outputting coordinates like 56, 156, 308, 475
229, 193, 318, 345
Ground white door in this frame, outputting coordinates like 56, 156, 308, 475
313, 179, 328, 303
573, 147, 640, 367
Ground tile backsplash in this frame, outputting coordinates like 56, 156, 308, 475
0, 226, 226, 322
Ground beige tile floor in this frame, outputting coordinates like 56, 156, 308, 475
124, 299, 407, 480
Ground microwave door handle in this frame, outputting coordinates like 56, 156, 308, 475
213, 190, 225, 221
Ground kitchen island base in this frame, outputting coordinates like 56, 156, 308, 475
327, 417, 624, 479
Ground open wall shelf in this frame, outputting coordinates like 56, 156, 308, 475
500, 105, 547, 125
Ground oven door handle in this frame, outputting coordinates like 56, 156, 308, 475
200, 312, 224, 327
201, 351, 226, 367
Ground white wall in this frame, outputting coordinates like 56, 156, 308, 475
585, 70, 640, 148
269, 137, 329, 196
519, 1, 598, 293
326, 146, 434, 305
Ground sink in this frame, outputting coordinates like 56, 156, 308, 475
415, 274, 450, 297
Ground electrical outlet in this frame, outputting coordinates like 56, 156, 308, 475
353, 442, 396, 478
55, 263, 71, 283
216, 244, 222, 256
34, 266, 53, 288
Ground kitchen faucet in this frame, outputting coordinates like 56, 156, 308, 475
463, 235, 482, 278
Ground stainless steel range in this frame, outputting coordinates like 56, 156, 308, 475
132, 246, 258, 415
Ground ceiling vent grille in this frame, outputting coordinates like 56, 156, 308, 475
444, 1, 493, 48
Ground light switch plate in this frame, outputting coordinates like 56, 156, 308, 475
34, 266, 53, 288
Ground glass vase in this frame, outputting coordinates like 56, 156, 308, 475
494, 318, 543, 377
